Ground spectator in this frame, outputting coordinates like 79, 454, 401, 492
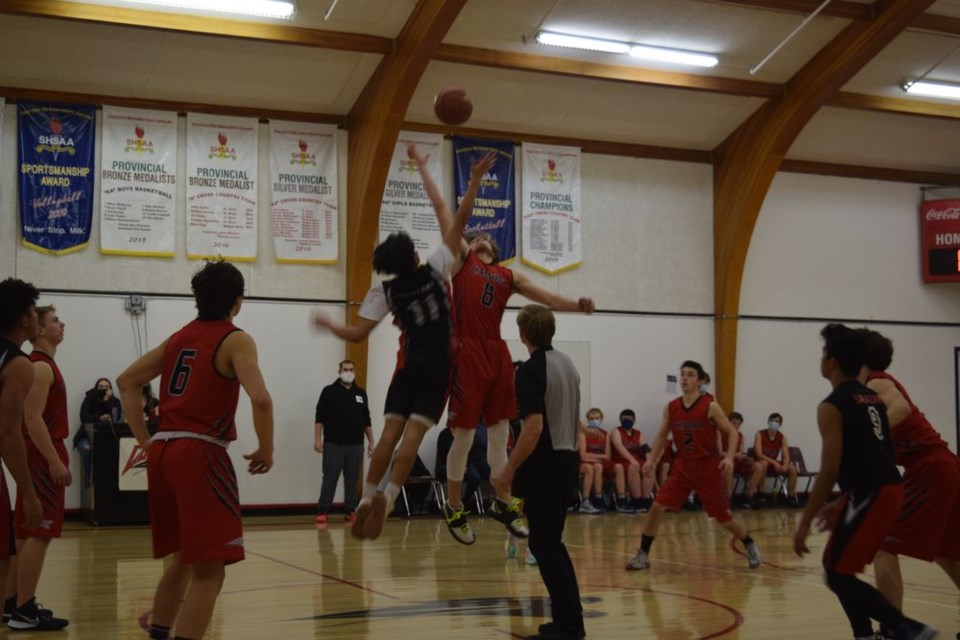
753, 412, 799, 507
610, 409, 654, 513
578, 408, 611, 514
80, 378, 122, 424
719, 411, 754, 502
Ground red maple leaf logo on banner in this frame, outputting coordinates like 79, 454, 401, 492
298, 139, 308, 152
50, 118, 63, 135
218, 132, 228, 146
547, 159, 556, 171
135, 126, 145, 139
122, 444, 149, 475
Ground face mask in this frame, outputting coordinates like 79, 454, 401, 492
97, 388, 108, 400
768, 421, 780, 431
340, 371, 355, 384
699, 383, 709, 393
621, 419, 634, 429
588, 419, 601, 429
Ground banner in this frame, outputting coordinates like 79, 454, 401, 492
118, 437, 149, 491
521, 143, 582, 274
186, 113, 258, 261
269, 121, 338, 264
100, 106, 178, 257
18, 102, 96, 255
379, 131, 444, 255
453, 136, 516, 262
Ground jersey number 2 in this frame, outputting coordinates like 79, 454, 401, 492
168, 349, 197, 396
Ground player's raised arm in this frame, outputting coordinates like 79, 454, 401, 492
512, 271, 594, 314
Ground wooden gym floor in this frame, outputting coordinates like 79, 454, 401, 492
30, 509, 960, 638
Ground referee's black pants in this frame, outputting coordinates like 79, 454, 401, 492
519, 451, 584, 634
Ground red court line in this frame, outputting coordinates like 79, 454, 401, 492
246, 550, 400, 599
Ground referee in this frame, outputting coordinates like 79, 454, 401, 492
494, 304, 584, 640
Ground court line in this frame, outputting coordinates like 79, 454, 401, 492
246, 550, 401, 599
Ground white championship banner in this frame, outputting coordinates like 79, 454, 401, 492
379, 130, 444, 256
521, 142, 582, 274
186, 113, 259, 261
269, 121, 338, 264
100, 105, 178, 257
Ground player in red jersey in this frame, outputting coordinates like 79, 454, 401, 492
753, 412, 800, 507
719, 411, 754, 502
578, 408, 612, 514
3, 306, 69, 630
857, 330, 960, 639
627, 360, 762, 571
118, 260, 274, 640
609, 409, 654, 513
795, 324, 936, 640
410, 152, 596, 546
0, 280, 44, 628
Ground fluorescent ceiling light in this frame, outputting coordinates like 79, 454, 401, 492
901, 79, 960, 100
66, 0, 296, 19
536, 30, 717, 69
536, 31, 630, 55
630, 45, 718, 68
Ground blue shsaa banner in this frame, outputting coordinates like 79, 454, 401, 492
18, 102, 96, 255
453, 136, 516, 262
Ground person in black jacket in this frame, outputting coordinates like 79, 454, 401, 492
79, 378, 122, 424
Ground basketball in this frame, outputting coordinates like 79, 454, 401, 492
433, 87, 473, 125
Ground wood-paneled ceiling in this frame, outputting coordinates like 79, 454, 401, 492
1, 0, 959, 175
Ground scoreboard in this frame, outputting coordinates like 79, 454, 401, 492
921, 198, 960, 283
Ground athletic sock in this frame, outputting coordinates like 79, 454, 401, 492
383, 482, 400, 510
640, 534, 654, 553
149, 624, 172, 639
741, 535, 755, 546
362, 482, 378, 500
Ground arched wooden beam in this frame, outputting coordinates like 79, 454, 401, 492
712, 0, 936, 409
343, 0, 467, 384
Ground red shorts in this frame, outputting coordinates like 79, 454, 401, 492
581, 459, 616, 477
14, 439, 67, 539
0, 474, 14, 559
734, 457, 754, 477
447, 338, 517, 429
148, 438, 244, 565
824, 483, 903, 574
881, 450, 960, 561
654, 457, 733, 523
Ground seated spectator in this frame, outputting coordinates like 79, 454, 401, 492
752, 412, 799, 507
578, 408, 612, 514
80, 377, 123, 424
610, 409, 654, 513
719, 411, 755, 501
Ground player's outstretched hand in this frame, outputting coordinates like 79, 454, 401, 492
311, 311, 333, 333
578, 297, 595, 314
244, 448, 274, 475
813, 499, 841, 532
470, 151, 497, 179
407, 143, 429, 165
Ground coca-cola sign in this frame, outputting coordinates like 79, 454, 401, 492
925, 206, 960, 221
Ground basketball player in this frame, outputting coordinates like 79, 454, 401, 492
793, 324, 936, 640
4, 306, 69, 630
858, 329, 959, 639
0, 279, 44, 624
626, 360, 762, 571
313, 146, 494, 541
407, 146, 595, 545
117, 260, 275, 640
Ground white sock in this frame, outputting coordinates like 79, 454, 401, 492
362, 482, 378, 500
384, 482, 401, 510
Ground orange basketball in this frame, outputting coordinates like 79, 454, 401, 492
433, 88, 473, 126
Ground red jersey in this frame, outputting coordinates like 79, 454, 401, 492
720, 430, 743, 455
668, 395, 719, 460
584, 429, 607, 455
759, 430, 784, 460
612, 427, 645, 464
866, 371, 949, 466
452, 251, 513, 340
25, 351, 68, 441
159, 319, 241, 441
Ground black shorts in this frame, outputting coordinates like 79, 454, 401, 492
383, 357, 451, 425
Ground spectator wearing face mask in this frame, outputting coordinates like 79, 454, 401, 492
610, 409, 654, 513
80, 377, 123, 424
314, 360, 374, 524
578, 408, 613, 514
753, 412, 799, 507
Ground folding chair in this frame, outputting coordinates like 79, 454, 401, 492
400, 476, 445, 518
788, 446, 817, 494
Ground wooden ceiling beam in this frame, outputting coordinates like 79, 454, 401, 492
343, 0, 467, 385
711, 0, 937, 410
829, 91, 960, 120
0, 0, 394, 54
